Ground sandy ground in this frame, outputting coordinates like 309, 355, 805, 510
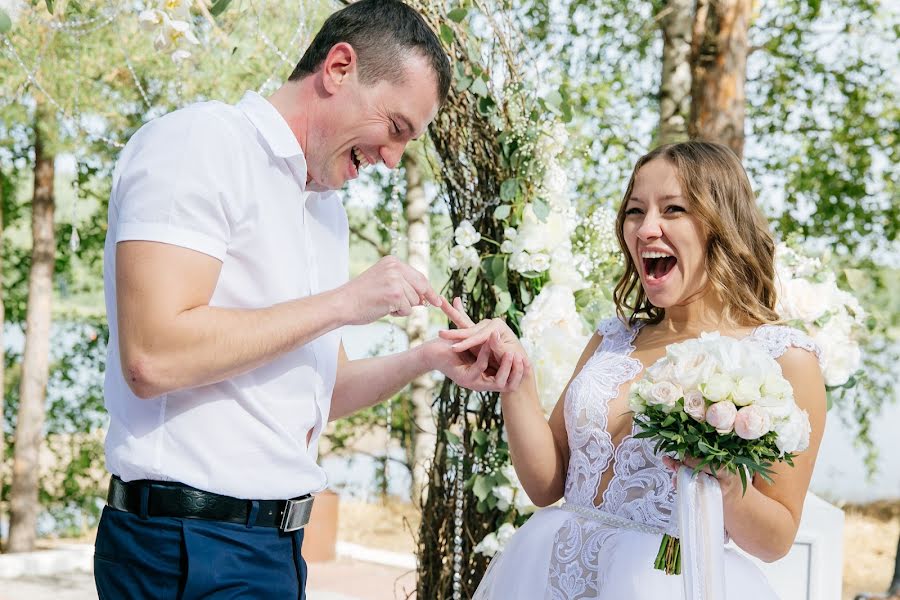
337, 497, 900, 600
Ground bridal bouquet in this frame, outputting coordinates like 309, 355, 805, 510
629, 332, 811, 574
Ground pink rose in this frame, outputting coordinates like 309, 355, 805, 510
734, 405, 772, 440
705, 401, 737, 434
683, 390, 706, 422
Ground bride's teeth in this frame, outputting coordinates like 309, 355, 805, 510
642, 251, 673, 259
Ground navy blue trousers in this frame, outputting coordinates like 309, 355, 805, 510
94, 506, 307, 599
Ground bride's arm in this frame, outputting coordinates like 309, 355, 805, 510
504, 333, 603, 507
717, 347, 827, 562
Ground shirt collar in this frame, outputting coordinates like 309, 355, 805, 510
237, 91, 306, 161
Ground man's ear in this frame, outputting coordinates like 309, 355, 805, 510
321, 42, 357, 95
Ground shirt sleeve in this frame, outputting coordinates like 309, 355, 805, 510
112, 108, 245, 261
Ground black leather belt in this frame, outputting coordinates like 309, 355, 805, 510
106, 475, 314, 532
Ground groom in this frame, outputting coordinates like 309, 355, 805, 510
94, 1, 524, 598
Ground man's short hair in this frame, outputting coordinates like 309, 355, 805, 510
289, 0, 451, 104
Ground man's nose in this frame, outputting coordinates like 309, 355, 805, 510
380, 142, 406, 170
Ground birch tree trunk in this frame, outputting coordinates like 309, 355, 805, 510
7, 99, 56, 553
404, 152, 436, 502
658, 0, 695, 145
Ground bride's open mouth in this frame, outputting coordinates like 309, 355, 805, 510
642, 251, 678, 284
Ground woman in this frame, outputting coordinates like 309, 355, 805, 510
441, 141, 827, 599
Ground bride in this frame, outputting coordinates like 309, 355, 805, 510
440, 140, 827, 599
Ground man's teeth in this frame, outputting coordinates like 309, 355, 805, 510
641, 251, 673, 259
353, 147, 371, 169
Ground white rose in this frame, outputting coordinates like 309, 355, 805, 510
683, 390, 707, 422
454, 220, 481, 247
762, 372, 793, 401
733, 405, 772, 440
474, 532, 500, 557
778, 278, 830, 322
732, 376, 762, 407
549, 247, 588, 290
628, 379, 652, 414
496, 523, 517, 547
449, 245, 480, 271
520, 286, 590, 413
816, 318, 862, 387
517, 205, 572, 253
648, 381, 682, 412
529, 252, 551, 272
646, 359, 677, 384
509, 250, 531, 272
700, 373, 735, 403
774, 408, 811, 454
493, 485, 514, 511
671, 351, 716, 390
705, 401, 738, 434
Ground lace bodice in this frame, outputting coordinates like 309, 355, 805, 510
561, 317, 822, 536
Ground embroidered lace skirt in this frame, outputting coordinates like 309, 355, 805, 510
473, 506, 780, 600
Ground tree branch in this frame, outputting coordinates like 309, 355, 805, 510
349, 222, 389, 257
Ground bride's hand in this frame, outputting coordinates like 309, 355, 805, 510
439, 297, 529, 365
663, 456, 745, 500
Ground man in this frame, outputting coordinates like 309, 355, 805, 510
94, 1, 526, 597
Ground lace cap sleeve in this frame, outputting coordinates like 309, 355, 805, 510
752, 325, 824, 367
595, 316, 641, 354
596, 316, 627, 338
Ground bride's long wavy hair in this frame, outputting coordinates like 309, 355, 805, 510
613, 141, 780, 327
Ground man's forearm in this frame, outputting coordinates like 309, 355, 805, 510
123, 288, 348, 398
329, 343, 434, 421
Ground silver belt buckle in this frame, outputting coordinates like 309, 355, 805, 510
280, 496, 315, 532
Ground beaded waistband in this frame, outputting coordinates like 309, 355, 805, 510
560, 502, 667, 536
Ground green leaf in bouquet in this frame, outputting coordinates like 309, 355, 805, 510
661, 415, 677, 428
445, 431, 461, 446
738, 465, 749, 494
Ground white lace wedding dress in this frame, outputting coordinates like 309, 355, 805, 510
474, 317, 821, 600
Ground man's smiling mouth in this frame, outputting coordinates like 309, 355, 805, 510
351, 146, 372, 170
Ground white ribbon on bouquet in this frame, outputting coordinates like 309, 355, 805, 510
677, 465, 727, 599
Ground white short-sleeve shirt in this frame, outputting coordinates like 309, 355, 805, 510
102, 91, 348, 499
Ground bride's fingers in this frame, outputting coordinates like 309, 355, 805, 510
506, 355, 525, 391
438, 326, 486, 340
440, 296, 476, 329
493, 352, 513, 389
452, 328, 496, 353
471, 340, 492, 375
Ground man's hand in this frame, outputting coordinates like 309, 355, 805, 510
439, 297, 528, 363
429, 297, 532, 393
424, 335, 529, 393
337, 256, 442, 325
